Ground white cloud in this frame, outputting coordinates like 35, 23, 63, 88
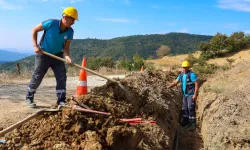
223, 23, 239, 29
244, 30, 250, 34
152, 5, 163, 9
70, 0, 84, 3
0, 0, 23, 10
121, 0, 131, 5
41, 0, 84, 3
167, 23, 176, 26
108, 0, 131, 5
155, 31, 169, 35
217, 0, 250, 12
0, 27, 33, 51
97, 17, 136, 23
178, 28, 188, 33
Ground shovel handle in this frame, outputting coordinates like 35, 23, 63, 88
0, 108, 60, 137
72, 105, 111, 116
0, 110, 44, 137
41, 51, 118, 83
120, 118, 142, 122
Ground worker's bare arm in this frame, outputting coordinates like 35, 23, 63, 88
64, 40, 72, 64
168, 80, 180, 88
192, 81, 199, 100
32, 23, 44, 54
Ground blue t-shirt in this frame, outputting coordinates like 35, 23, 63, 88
39, 19, 74, 54
176, 71, 198, 97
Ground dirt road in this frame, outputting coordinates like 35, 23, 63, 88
0, 75, 125, 129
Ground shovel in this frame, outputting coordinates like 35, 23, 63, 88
72, 105, 111, 116
41, 51, 126, 91
0, 108, 60, 137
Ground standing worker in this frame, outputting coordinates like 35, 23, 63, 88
167, 60, 199, 131
26, 7, 78, 108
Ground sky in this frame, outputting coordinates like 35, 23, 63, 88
0, 0, 250, 53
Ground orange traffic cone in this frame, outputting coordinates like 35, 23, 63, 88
75, 57, 87, 97
140, 66, 144, 72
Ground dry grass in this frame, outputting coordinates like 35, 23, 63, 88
207, 49, 250, 66
0, 71, 31, 84
145, 51, 200, 70
146, 49, 250, 69
67, 66, 127, 76
147, 51, 200, 64
0, 68, 55, 84
0, 67, 127, 84
1, 49, 249, 84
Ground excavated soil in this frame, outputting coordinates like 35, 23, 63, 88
0, 71, 183, 150
197, 62, 250, 150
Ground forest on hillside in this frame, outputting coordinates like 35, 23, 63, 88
70, 32, 212, 63
0, 32, 212, 72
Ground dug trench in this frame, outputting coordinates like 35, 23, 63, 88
0, 70, 203, 150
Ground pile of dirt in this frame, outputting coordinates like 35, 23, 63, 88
197, 62, 250, 150
1, 70, 182, 150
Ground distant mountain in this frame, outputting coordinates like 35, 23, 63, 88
0, 61, 8, 64
0, 32, 213, 72
0, 49, 32, 62
70, 32, 213, 63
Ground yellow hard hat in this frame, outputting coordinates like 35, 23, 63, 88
181, 60, 190, 67
63, 7, 78, 20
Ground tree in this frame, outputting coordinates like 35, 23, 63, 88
226, 32, 247, 52
132, 54, 144, 70
117, 54, 144, 71
156, 45, 171, 58
87, 57, 101, 70
87, 57, 115, 70
100, 57, 115, 68
209, 33, 227, 57
199, 42, 211, 59
117, 57, 133, 71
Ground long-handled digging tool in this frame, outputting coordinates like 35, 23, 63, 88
120, 118, 156, 125
0, 108, 60, 137
72, 105, 111, 116
41, 51, 126, 91
71, 96, 91, 109
0, 105, 111, 137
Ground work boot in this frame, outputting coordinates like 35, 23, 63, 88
58, 101, 66, 107
57, 101, 66, 109
26, 99, 36, 108
187, 124, 196, 131
180, 116, 189, 127
180, 124, 190, 131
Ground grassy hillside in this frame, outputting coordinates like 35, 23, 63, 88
147, 49, 250, 71
207, 49, 250, 66
0, 32, 212, 72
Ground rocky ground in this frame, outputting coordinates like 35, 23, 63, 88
0, 71, 191, 150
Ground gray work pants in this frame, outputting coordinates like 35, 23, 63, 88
180, 96, 196, 126
26, 52, 67, 104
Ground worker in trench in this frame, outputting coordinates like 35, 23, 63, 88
25, 7, 78, 108
167, 60, 199, 131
